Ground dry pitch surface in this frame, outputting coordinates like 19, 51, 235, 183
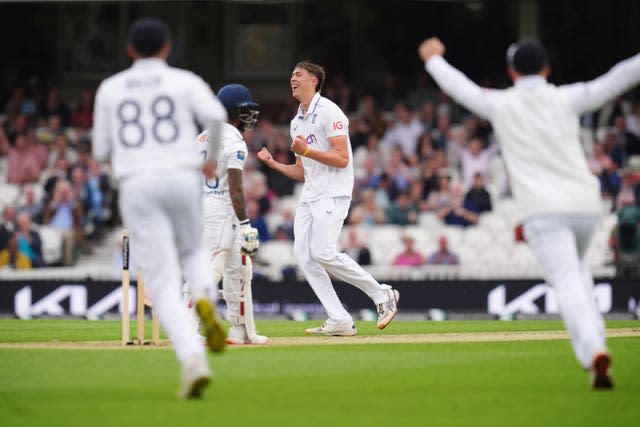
2, 327, 639, 349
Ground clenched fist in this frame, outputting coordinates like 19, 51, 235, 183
418, 37, 445, 63
257, 147, 273, 165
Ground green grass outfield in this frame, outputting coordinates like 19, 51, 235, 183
1, 319, 638, 427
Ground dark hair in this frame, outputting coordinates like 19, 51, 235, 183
506, 39, 549, 75
128, 17, 170, 57
294, 61, 325, 93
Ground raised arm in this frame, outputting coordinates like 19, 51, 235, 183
418, 37, 496, 121
257, 147, 305, 182
560, 52, 640, 115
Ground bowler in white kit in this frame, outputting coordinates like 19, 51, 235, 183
258, 61, 399, 336
92, 17, 228, 398
419, 36, 640, 389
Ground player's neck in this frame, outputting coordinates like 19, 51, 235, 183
298, 91, 317, 114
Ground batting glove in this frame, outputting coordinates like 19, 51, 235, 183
238, 219, 260, 256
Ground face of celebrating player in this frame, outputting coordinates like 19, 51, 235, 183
290, 67, 317, 104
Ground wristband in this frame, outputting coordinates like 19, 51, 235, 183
302, 146, 311, 157
238, 219, 251, 231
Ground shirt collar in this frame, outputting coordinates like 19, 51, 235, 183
296, 92, 322, 119
132, 58, 168, 69
514, 75, 547, 88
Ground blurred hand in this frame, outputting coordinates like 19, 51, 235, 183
418, 37, 445, 63
257, 147, 274, 165
290, 135, 309, 156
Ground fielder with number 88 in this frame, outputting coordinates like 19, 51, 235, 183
92, 17, 227, 399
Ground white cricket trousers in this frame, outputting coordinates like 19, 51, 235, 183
523, 214, 607, 369
294, 196, 386, 324
119, 170, 214, 364
201, 197, 244, 324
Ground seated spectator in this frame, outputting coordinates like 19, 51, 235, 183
47, 133, 79, 168
418, 160, 440, 201
425, 172, 470, 224
613, 114, 640, 156
383, 146, 414, 198
275, 207, 295, 241
430, 113, 452, 151
418, 100, 438, 133
415, 131, 437, 164
381, 101, 425, 159
0, 206, 31, 269
587, 142, 606, 175
43, 179, 84, 265
408, 179, 428, 211
609, 201, 640, 278
70, 88, 94, 130
70, 164, 103, 237
427, 235, 460, 265
247, 198, 270, 242
3, 132, 43, 185
599, 155, 622, 202
450, 136, 500, 191
353, 132, 387, 178
354, 153, 382, 192
341, 227, 371, 266
13, 211, 44, 268
426, 171, 455, 208
601, 130, 626, 168
615, 170, 638, 211
386, 191, 419, 226
464, 173, 492, 214
393, 235, 424, 266
373, 173, 392, 211
17, 185, 45, 223
349, 188, 386, 226
0, 205, 17, 254
35, 114, 64, 146
443, 183, 479, 227
43, 156, 71, 203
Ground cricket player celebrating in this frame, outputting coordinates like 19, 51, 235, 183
419, 37, 640, 389
257, 61, 399, 336
196, 83, 267, 345
92, 17, 228, 399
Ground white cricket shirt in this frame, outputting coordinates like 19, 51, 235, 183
426, 53, 640, 221
290, 92, 354, 202
197, 123, 248, 211
92, 58, 227, 179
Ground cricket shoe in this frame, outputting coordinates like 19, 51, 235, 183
590, 352, 614, 390
376, 286, 400, 329
305, 321, 357, 336
226, 325, 269, 345
195, 299, 226, 353
178, 355, 211, 399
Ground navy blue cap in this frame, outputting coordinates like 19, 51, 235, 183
128, 17, 170, 56
216, 84, 259, 111
506, 39, 549, 75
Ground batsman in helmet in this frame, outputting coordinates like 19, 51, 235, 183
189, 83, 267, 345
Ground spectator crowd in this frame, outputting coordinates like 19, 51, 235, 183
1, 72, 639, 273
